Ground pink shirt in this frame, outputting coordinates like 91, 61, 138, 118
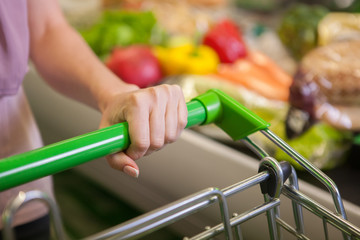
0, 0, 29, 95
0, 0, 54, 228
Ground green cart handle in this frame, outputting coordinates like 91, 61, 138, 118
0, 89, 269, 191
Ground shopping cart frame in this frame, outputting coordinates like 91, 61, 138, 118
1, 89, 360, 239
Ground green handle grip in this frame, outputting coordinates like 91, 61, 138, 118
0, 89, 269, 191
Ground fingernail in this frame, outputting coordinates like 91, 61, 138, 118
123, 165, 139, 178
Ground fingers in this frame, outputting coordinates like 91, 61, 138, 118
146, 91, 166, 156
101, 84, 187, 177
177, 88, 188, 138
125, 98, 151, 161
126, 85, 186, 159
164, 85, 188, 144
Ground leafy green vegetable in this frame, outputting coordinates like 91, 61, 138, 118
277, 3, 329, 60
80, 11, 158, 58
247, 104, 352, 170
274, 123, 352, 170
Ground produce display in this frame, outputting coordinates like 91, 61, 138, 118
78, 1, 360, 170
105, 45, 163, 88
154, 44, 219, 75
277, 3, 329, 60
318, 12, 360, 46
215, 50, 291, 101
202, 19, 247, 63
80, 10, 158, 58
287, 40, 360, 135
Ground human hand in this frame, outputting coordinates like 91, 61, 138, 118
99, 84, 188, 178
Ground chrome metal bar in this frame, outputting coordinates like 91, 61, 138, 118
234, 224, 243, 240
288, 166, 305, 235
232, 213, 243, 240
230, 199, 280, 227
87, 188, 233, 240
241, 137, 269, 159
215, 189, 233, 240
275, 218, 310, 240
86, 189, 214, 240
282, 185, 360, 237
222, 171, 269, 197
323, 218, 329, 240
87, 172, 271, 240
1, 190, 65, 240
261, 129, 348, 222
264, 194, 280, 240
275, 204, 282, 240
187, 199, 281, 240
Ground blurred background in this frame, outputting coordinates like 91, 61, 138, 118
22, 0, 360, 239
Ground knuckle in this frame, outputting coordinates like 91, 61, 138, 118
164, 84, 173, 92
179, 114, 188, 129
128, 93, 142, 107
173, 84, 182, 93
150, 138, 164, 150
132, 138, 150, 155
165, 130, 177, 143
149, 86, 158, 96
128, 151, 143, 161
160, 84, 172, 97
170, 84, 183, 97
167, 85, 177, 93
147, 86, 162, 104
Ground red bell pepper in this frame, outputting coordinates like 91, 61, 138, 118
203, 19, 247, 63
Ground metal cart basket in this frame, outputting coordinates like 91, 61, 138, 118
1, 89, 360, 240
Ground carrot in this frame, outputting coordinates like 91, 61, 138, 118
247, 50, 292, 88
215, 59, 289, 101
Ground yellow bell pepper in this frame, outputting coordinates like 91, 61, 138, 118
153, 44, 219, 75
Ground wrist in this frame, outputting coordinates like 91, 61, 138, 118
96, 80, 140, 113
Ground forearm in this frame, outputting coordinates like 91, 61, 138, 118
27, 0, 188, 177
29, 6, 137, 111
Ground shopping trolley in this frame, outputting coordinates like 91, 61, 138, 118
1, 89, 360, 240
